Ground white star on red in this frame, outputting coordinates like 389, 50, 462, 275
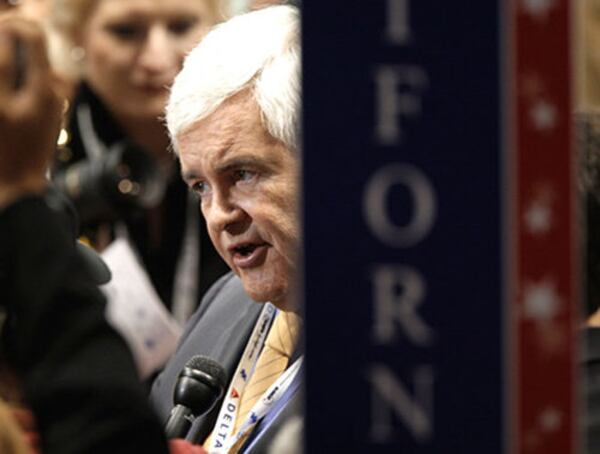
524, 198, 552, 234
522, 0, 555, 18
539, 407, 562, 432
522, 280, 561, 322
530, 99, 557, 131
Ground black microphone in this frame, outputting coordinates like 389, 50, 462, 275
164, 355, 227, 439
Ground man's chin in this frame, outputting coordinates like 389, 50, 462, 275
241, 281, 288, 309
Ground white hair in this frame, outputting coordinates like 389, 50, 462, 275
166, 5, 300, 153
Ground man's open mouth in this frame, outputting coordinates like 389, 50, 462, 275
230, 242, 269, 268
234, 243, 258, 257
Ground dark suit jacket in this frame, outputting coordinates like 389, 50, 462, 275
149, 272, 303, 453
0, 196, 168, 454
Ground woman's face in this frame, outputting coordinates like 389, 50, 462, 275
80, 0, 214, 121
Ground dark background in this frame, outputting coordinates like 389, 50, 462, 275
302, 1, 504, 452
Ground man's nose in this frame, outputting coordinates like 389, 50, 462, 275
138, 25, 176, 75
205, 192, 247, 235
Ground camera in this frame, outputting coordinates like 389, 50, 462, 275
53, 141, 166, 224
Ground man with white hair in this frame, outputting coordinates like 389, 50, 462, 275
150, 5, 302, 453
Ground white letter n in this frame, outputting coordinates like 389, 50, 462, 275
366, 364, 434, 443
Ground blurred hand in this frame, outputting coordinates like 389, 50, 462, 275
169, 439, 208, 454
0, 399, 39, 454
0, 13, 65, 208
10, 406, 40, 454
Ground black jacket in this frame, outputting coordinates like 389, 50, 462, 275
0, 196, 169, 454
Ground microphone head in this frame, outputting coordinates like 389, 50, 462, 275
172, 355, 227, 417
184, 355, 227, 386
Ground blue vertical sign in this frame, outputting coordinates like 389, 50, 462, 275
303, 1, 503, 452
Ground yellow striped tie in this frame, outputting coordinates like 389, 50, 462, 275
229, 310, 301, 451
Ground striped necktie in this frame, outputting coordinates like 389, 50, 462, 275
229, 310, 301, 452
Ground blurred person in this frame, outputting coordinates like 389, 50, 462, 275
575, 2, 600, 451
48, 0, 230, 320
0, 12, 214, 454
577, 109, 600, 453
150, 5, 303, 453
0, 12, 173, 453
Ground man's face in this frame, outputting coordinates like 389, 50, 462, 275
178, 90, 299, 310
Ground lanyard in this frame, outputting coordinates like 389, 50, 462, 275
222, 356, 303, 453
171, 192, 200, 325
77, 103, 107, 161
208, 303, 277, 453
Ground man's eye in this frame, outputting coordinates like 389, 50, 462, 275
192, 181, 209, 197
235, 170, 256, 182
168, 18, 198, 35
108, 23, 144, 40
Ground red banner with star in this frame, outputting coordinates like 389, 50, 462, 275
509, 0, 579, 452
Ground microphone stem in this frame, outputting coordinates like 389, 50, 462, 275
165, 404, 194, 439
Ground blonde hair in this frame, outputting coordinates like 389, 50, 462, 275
49, 0, 96, 44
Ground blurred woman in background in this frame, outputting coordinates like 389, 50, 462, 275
49, 0, 229, 322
